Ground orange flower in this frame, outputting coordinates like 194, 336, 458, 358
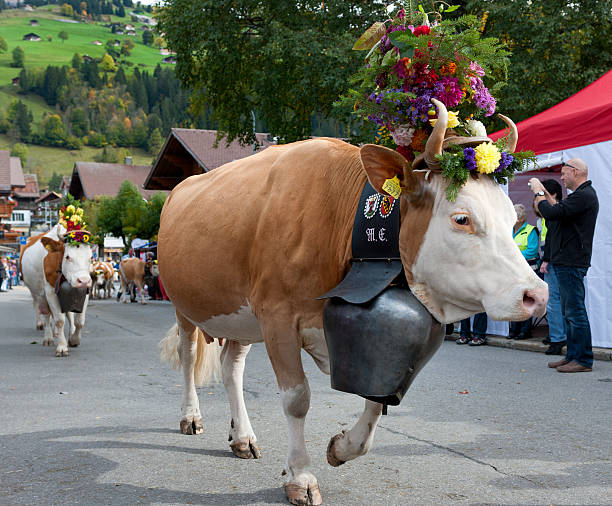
410, 129, 428, 151
440, 62, 457, 75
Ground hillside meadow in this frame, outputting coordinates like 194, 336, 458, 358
0, 5, 170, 184
0, 133, 155, 185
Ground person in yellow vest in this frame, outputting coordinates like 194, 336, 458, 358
508, 204, 540, 340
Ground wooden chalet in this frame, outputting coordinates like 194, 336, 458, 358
144, 129, 273, 191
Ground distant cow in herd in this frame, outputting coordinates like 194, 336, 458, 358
90, 260, 114, 299
20, 225, 92, 357
118, 257, 147, 304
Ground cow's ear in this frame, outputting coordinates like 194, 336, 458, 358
41, 237, 62, 252
360, 144, 419, 196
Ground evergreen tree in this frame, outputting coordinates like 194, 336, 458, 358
142, 29, 154, 46
48, 172, 63, 192
12, 101, 33, 141
114, 66, 127, 85
116, 4, 125, 17
71, 52, 81, 71
70, 108, 87, 137
147, 128, 163, 154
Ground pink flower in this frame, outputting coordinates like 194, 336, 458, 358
469, 61, 485, 76
433, 77, 463, 108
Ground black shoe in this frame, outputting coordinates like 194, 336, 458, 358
542, 337, 551, 345
468, 336, 487, 346
455, 336, 470, 345
544, 341, 566, 355
514, 332, 532, 340
506, 333, 516, 340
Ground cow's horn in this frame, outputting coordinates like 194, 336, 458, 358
56, 223, 65, 240
498, 114, 518, 152
424, 98, 447, 169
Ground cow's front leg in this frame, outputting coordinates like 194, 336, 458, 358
265, 330, 322, 506
221, 341, 260, 459
137, 279, 147, 304
327, 400, 383, 467
68, 297, 88, 347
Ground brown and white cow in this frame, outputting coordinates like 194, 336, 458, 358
158, 99, 547, 505
20, 225, 92, 357
90, 260, 114, 299
118, 257, 147, 304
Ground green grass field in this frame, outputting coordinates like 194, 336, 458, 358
0, 6, 166, 184
0, 133, 155, 185
0, 7, 166, 81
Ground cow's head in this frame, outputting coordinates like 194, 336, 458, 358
94, 270, 106, 287
360, 99, 547, 324
41, 237, 92, 289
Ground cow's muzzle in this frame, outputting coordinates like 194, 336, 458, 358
521, 285, 548, 318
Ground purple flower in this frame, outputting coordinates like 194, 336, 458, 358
496, 152, 514, 172
470, 77, 496, 116
379, 25, 406, 55
469, 61, 485, 76
463, 147, 477, 171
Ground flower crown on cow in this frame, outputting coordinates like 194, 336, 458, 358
339, 2, 535, 200
58, 204, 92, 246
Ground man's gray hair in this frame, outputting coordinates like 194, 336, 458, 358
514, 203, 526, 220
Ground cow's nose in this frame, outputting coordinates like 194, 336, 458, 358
522, 286, 548, 317
76, 277, 92, 288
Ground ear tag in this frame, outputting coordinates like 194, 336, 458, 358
382, 175, 402, 199
45, 244, 51, 251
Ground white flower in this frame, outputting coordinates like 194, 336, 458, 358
390, 125, 415, 147
466, 119, 487, 137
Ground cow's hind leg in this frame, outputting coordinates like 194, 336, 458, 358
221, 341, 260, 459
327, 400, 383, 467
41, 312, 53, 346
264, 326, 322, 506
33, 298, 43, 330
176, 316, 204, 434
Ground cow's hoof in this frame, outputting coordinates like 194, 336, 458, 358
55, 348, 70, 357
284, 483, 322, 506
180, 416, 203, 435
141, 301, 147, 305
326, 432, 346, 467
42, 338, 54, 346
36, 323, 43, 331
230, 438, 261, 459
68, 338, 80, 348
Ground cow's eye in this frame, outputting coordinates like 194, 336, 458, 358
65, 256, 71, 262
451, 212, 474, 233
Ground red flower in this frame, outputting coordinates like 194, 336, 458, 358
66, 221, 75, 231
413, 25, 431, 37
60, 206, 67, 213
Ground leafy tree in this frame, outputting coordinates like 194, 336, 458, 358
40, 114, 67, 146
116, 180, 147, 241
58, 31, 69, 43
10, 143, 28, 166
97, 195, 124, 242
466, 0, 612, 124
142, 192, 166, 239
147, 128, 163, 154
94, 145, 119, 162
70, 107, 87, 137
0, 35, 7, 53
60, 3, 74, 17
11, 46, 25, 68
142, 30, 154, 46
47, 35, 53, 43
101, 53, 117, 72
156, 0, 386, 144
120, 38, 134, 56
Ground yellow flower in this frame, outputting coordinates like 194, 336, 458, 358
474, 142, 501, 174
59, 219, 67, 227
76, 208, 83, 216
83, 234, 90, 243
70, 214, 80, 223
429, 110, 460, 129
66, 205, 75, 213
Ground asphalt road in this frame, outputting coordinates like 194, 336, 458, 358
1, 285, 611, 505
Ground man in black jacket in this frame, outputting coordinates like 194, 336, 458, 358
529, 159, 599, 372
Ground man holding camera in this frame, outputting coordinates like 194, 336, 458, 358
529, 158, 599, 372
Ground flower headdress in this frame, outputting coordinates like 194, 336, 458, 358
339, 3, 535, 200
58, 204, 92, 246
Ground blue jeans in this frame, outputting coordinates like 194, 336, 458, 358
460, 312, 488, 338
554, 265, 593, 368
544, 265, 566, 343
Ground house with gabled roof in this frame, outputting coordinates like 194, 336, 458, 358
23, 32, 41, 41
143, 129, 273, 191
68, 160, 164, 201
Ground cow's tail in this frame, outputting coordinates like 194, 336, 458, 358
159, 324, 222, 386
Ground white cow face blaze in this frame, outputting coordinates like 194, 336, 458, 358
62, 243, 93, 289
406, 175, 548, 324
